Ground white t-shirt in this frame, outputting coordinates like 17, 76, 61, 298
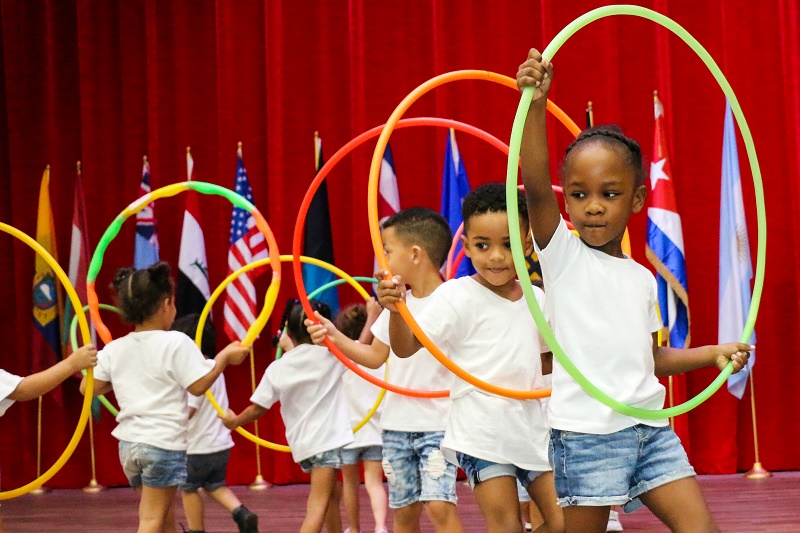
415, 277, 551, 472
251, 344, 354, 463
343, 363, 386, 449
94, 330, 215, 450
535, 217, 667, 434
0, 370, 23, 417
371, 293, 453, 432
186, 371, 235, 455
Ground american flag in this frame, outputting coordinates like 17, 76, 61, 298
222, 144, 268, 342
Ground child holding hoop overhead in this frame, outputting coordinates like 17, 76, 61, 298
516, 49, 752, 533
79, 262, 249, 533
223, 300, 353, 533
376, 184, 563, 533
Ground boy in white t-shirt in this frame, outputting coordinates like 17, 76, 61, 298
0, 345, 97, 533
223, 300, 353, 533
377, 183, 563, 533
171, 314, 257, 533
306, 207, 463, 533
517, 49, 752, 533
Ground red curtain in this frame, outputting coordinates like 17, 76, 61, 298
0, 0, 798, 489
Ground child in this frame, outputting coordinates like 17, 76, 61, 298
79, 262, 249, 533
516, 49, 752, 533
376, 183, 564, 533
306, 207, 463, 533
0, 343, 97, 533
223, 300, 353, 533
335, 301, 388, 533
170, 314, 258, 533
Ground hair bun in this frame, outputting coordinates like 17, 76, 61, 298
112, 267, 135, 292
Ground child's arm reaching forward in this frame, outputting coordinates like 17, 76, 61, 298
305, 311, 389, 369
518, 48, 561, 249
20, 344, 97, 401
221, 404, 267, 430
653, 335, 753, 376
186, 342, 249, 396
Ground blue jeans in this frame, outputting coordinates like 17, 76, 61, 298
179, 448, 230, 492
381, 430, 458, 508
342, 445, 382, 465
298, 446, 344, 474
118, 441, 187, 488
549, 424, 695, 512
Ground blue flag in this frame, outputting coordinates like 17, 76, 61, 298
134, 158, 160, 269
719, 102, 756, 399
440, 129, 474, 278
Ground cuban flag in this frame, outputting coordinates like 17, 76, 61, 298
441, 128, 474, 278
645, 94, 691, 349
373, 143, 400, 289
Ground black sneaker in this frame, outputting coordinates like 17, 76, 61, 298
232, 505, 259, 533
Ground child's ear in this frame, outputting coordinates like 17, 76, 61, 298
459, 234, 472, 258
631, 184, 647, 213
411, 244, 423, 264
522, 227, 534, 257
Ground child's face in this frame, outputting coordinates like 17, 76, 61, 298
461, 211, 532, 292
382, 226, 418, 279
563, 143, 646, 256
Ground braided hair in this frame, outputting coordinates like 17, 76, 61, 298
111, 262, 175, 325
561, 125, 646, 188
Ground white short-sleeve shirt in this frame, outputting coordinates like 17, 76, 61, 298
535, 217, 667, 434
371, 293, 453, 433
0, 370, 24, 417
186, 372, 235, 455
342, 362, 386, 449
94, 330, 215, 450
251, 344, 354, 463
415, 276, 551, 472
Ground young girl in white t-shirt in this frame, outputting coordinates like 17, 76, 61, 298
223, 300, 354, 533
79, 262, 248, 533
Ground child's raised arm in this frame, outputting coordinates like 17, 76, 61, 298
305, 311, 390, 369
518, 48, 561, 249
653, 335, 753, 377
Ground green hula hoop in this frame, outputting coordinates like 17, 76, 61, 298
507, 5, 765, 419
69, 304, 121, 417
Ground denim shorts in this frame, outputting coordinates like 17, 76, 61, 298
342, 445, 383, 465
298, 447, 344, 474
456, 452, 546, 491
549, 424, 696, 512
118, 441, 187, 488
179, 448, 231, 492
381, 431, 458, 508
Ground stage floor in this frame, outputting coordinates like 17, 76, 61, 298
2, 472, 798, 531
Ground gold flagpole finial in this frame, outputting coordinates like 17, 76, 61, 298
653, 89, 659, 100
314, 131, 319, 140
45, 164, 51, 172
76, 161, 82, 175
186, 146, 191, 155
143, 155, 148, 164
237, 141, 243, 158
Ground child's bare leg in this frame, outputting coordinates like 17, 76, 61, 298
324, 479, 343, 533
562, 506, 609, 533
394, 502, 423, 533
363, 460, 388, 531
138, 485, 177, 533
341, 463, 361, 531
180, 490, 205, 531
424, 501, 462, 533
473, 476, 523, 533
526, 472, 564, 533
163, 500, 176, 533
528, 500, 544, 530
206, 486, 242, 511
302, 467, 339, 533
639, 477, 719, 533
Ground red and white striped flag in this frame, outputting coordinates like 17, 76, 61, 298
374, 144, 400, 280
223, 144, 268, 342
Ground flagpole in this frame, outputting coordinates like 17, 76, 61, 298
83, 416, 105, 492
31, 396, 49, 494
248, 345, 270, 490
586, 101, 594, 128
744, 369, 772, 479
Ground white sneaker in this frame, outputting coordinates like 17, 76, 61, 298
607, 509, 624, 532
524, 522, 532, 532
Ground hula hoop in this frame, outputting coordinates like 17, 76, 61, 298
68, 303, 121, 416
297, 109, 577, 398
0, 223, 93, 500
198, 257, 380, 452
365, 72, 580, 399
506, 5, 764, 418
87, 181, 281, 350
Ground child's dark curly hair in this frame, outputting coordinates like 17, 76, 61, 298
462, 182, 529, 232
285, 299, 332, 346
381, 207, 453, 268
334, 303, 368, 341
111, 262, 174, 325
170, 313, 216, 357
561, 124, 646, 188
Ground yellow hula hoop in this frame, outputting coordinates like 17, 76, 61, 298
0, 223, 93, 500
198, 255, 387, 452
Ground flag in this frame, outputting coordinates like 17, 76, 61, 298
223, 143, 269, 342
134, 157, 160, 269
374, 143, 400, 284
440, 129, 474, 278
176, 148, 211, 318
645, 93, 691, 349
719, 102, 756, 399
302, 133, 339, 314
31, 166, 63, 402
